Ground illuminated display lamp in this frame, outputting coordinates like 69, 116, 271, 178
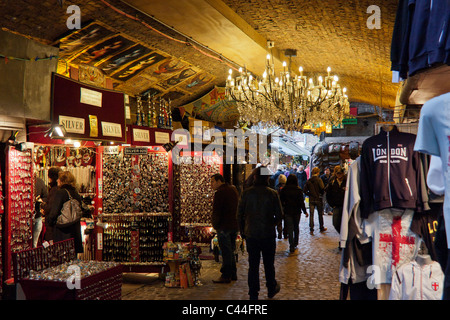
44, 124, 66, 138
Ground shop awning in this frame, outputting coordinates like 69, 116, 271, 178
270, 139, 310, 157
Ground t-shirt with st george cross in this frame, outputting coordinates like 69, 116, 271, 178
414, 92, 450, 248
362, 208, 419, 284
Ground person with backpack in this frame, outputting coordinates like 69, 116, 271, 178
303, 167, 327, 235
279, 175, 308, 253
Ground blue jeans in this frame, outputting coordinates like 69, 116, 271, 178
32, 216, 43, 248
217, 230, 237, 279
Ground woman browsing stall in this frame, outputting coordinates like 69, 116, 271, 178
47, 171, 87, 254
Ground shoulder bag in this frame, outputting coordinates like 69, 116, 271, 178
56, 189, 83, 228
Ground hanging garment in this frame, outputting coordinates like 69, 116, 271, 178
391, 0, 450, 78
414, 92, 450, 249
339, 157, 373, 289
389, 260, 444, 300
360, 126, 424, 219
414, 92, 450, 300
362, 208, 419, 284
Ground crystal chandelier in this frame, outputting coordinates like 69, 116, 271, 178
225, 44, 350, 132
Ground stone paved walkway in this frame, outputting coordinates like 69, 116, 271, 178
121, 214, 342, 300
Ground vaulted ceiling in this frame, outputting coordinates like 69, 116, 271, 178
1, 0, 402, 125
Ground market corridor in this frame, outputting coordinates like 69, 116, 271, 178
121, 214, 342, 300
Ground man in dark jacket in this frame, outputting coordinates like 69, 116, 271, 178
296, 165, 308, 190
211, 174, 240, 283
325, 166, 347, 234
280, 175, 308, 253
304, 167, 327, 235
238, 167, 283, 300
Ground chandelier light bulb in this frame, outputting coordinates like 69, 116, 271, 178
299, 66, 303, 72
343, 87, 347, 93
334, 75, 339, 82
229, 69, 232, 75
327, 67, 331, 73
266, 54, 271, 60
239, 67, 243, 73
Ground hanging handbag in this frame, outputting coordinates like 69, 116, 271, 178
56, 189, 83, 228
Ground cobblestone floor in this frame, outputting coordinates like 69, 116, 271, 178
121, 214, 342, 300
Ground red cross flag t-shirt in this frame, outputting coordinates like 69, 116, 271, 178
362, 208, 419, 284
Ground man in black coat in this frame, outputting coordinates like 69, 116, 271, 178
325, 166, 347, 234
238, 167, 283, 300
296, 165, 308, 190
211, 174, 240, 283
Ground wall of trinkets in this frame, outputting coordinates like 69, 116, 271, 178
97, 145, 171, 270
172, 151, 222, 245
0, 143, 35, 286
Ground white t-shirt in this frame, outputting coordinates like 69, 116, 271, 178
414, 92, 450, 248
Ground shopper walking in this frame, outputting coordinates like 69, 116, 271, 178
41, 167, 62, 242
279, 175, 308, 253
33, 176, 48, 248
303, 167, 327, 235
296, 165, 308, 190
47, 171, 85, 254
238, 166, 283, 300
276, 174, 287, 239
269, 165, 284, 190
321, 167, 333, 215
210, 173, 240, 283
325, 166, 347, 234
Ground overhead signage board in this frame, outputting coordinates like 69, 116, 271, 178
52, 73, 126, 142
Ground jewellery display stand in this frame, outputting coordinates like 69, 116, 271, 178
96, 146, 172, 273
12, 239, 122, 300
172, 151, 222, 244
0, 143, 35, 283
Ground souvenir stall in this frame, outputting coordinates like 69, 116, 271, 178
31, 142, 98, 258
338, 123, 444, 300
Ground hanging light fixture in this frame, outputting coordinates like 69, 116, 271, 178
225, 42, 350, 132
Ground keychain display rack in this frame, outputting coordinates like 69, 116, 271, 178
100, 213, 170, 264
1, 144, 35, 282
172, 151, 222, 243
96, 146, 172, 273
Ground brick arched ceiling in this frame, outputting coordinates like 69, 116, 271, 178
0, 0, 401, 124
